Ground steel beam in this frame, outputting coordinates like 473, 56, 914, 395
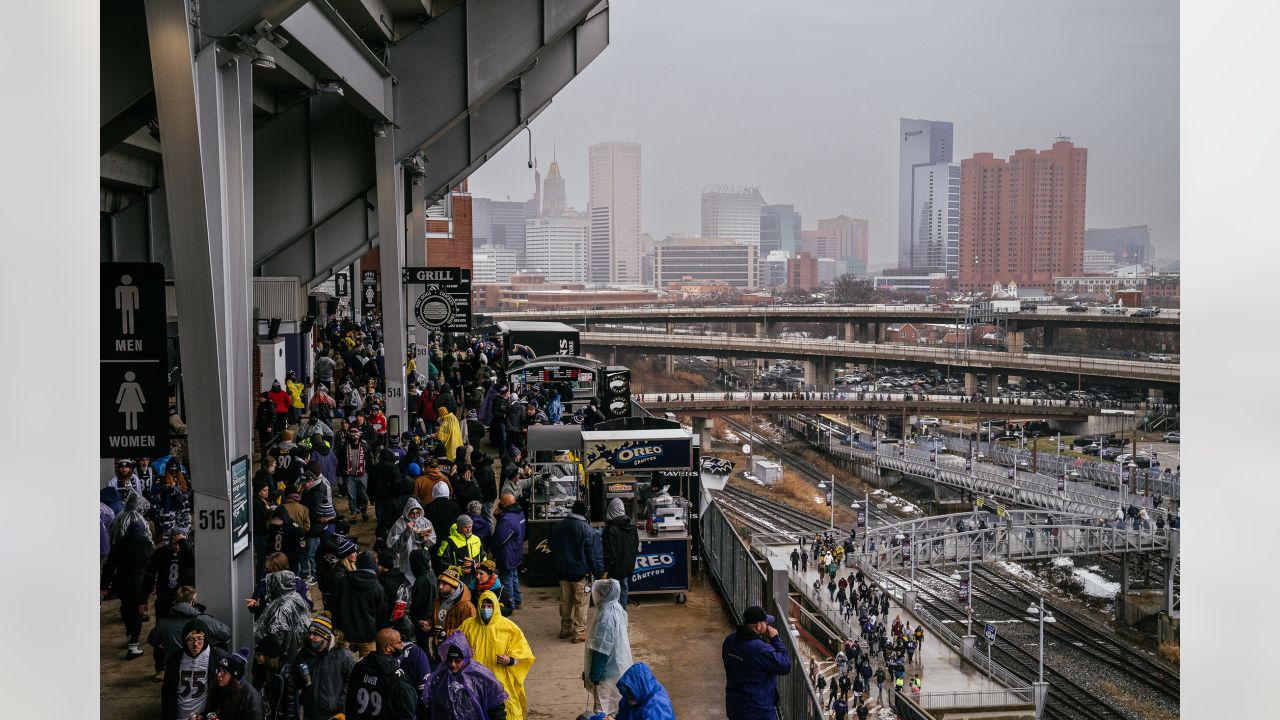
279, 2, 392, 119
375, 113, 408, 425
144, 0, 256, 649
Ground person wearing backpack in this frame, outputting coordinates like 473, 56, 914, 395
830, 694, 848, 720
376, 550, 414, 640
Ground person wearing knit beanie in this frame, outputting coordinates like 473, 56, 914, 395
308, 611, 335, 645
208, 646, 263, 717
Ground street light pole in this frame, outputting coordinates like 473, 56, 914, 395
830, 473, 836, 529
1026, 597, 1054, 720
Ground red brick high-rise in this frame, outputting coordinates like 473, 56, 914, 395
958, 140, 1086, 291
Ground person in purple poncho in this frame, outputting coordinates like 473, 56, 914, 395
423, 632, 508, 720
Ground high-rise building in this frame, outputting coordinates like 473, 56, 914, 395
898, 118, 956, 274
817, 215, 870, 266
1083, 249, 1117, 274
588, 142, 642, 285
524, 215, 589, 283
760, 204, 802, 256
472, 244, 519, 283
958, 139, 1088, 291
488, 200, 527, 266
701, 185, 766, 248
471, 197, 492, 248
762, 250, 790, 288
542, 157, 567, 217
800, 229, 841, 259
1084, 225, 1154, 267
787, 252, 819, 290
654, 236, 758, 288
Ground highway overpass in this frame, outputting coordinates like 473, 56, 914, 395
584, 331, 1180, 386
486, 304, 1180, 334
636, 391, 1105, 421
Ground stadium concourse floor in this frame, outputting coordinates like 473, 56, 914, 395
100, 506, 733, 719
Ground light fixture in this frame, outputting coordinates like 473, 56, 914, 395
316, 80, 344, 96
373, 122, 389, 138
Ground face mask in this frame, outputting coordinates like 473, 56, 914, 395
480, 608, 494, 621
307, 638, 326, 652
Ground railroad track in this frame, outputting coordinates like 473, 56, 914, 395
881, 570, 1125, 720
968, 565, 1180, 700
719, 415, 901, 529
716, 483, 831, 534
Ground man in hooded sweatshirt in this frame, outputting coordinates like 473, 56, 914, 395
148, 586, 232, 680
268, 379, 292, 434
333, 551, 387, 657
424, 483, 464, 560
601, 498, 640, 609
101, 491, 155, 659
345, 628, 418, 719
607, 662, 676, 720
423, 633, 508, 720
415, 457, 453, 508
162, 617, 229, 720
460, 590, 535, 720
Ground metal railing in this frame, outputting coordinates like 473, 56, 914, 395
584, 331, 1181, 383
914, 688, 1036, 709
700, 499, 824, 720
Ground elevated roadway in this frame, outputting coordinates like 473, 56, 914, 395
488, 303, 1180, 333
585, 331, 1180, 385
637, 390, 1107, 420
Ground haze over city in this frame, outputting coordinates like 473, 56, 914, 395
470, 0, 1179, 266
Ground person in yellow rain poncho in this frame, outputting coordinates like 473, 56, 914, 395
460, 589, 535, 719
436, 405, 463, 464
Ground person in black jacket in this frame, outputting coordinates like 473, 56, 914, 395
206, 647, 265, 720
102, 492, 155, 660
601, 498, 640, 609
345, 629, 418, 720
471, 449, 498, 511
488, 387, 510, 452
251, 633, 298, 720
142, 526, 196, 620
367, 448, 402, 533
452, 463, 484, 511
376, 550, 414, 640
266, 505, 307, 571
294, 612, 356, 720
407, 549, 439, 652
332, 551, 386, 657
548, 501, 604, 642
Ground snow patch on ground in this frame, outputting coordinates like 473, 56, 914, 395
1052, 556, 1075, 568
996, 561, 1040, 583
1073, 566, 1121, 598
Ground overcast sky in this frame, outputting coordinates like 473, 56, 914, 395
468, 0, 1179, 266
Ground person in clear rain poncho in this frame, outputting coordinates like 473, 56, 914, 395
386, 497, 435, 583
584, 579, 634, 715
253, 569, 312, 661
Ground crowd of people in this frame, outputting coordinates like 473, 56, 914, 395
100, 312, 693, 720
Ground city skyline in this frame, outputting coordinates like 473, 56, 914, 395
468, 0, 1178, 266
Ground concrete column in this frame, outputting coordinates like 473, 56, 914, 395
1007, 330, 1025, 354
609, 346, 618, 366
666, 355, 675, 374
405, 165, 427, 354
1042, 326, 1056, 350
349, 259, 361, 322
844, 322, 855, 342
964, 372, 978, 396
755, 322, 767, 372
989, 374, 1001, 399
873, 322, 884, 344
666, 321, 674, 334
804, 360, 835, 388
1148, 387, 1165, 402
145, 0, 255, 647
692, 416, 715, 451
375, 118, 408, 425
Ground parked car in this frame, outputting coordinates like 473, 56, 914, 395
1132, 308, 1158, 317
1162, 431, 1181, 443
918, 417, 942, 427
1104, 436, 1128, 448
1081, 443, 1102, 456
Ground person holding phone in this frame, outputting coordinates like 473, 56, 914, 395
722, 605, 793, 720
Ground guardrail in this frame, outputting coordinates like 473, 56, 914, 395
701, 499, 824, 720
583, 331, 1181, 383
914, 688, 1036, 710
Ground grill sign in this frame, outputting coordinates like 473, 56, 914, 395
404, 267, 470, 332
